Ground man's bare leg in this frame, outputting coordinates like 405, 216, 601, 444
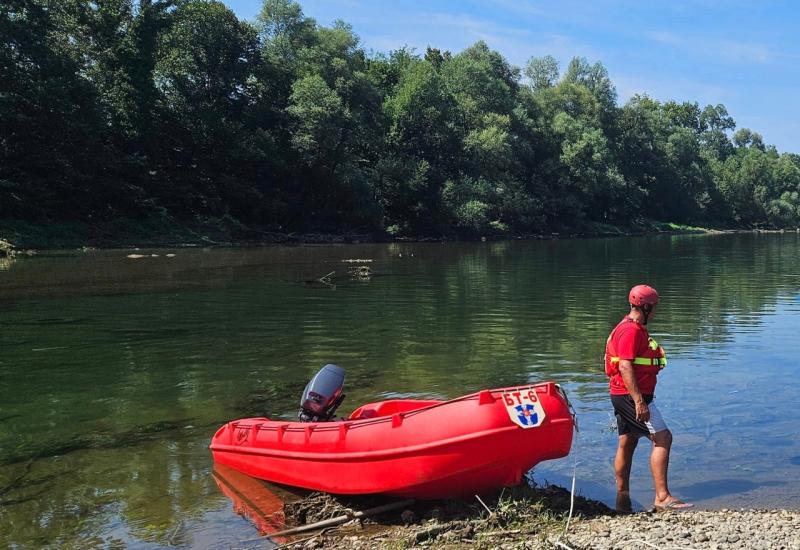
614, 433, 638, 512
650, 429, 675, 506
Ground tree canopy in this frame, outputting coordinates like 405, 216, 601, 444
2, 0, 799, 237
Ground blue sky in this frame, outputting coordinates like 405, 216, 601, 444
226, 0, 800, 153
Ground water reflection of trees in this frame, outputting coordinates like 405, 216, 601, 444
0, 440, 223, 548
288, 234, 800, 402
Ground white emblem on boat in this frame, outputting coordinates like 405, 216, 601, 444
502, 389, 546, 428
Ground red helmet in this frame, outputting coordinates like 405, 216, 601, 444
629, 284, 659, 307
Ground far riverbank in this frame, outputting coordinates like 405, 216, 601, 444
1, 215, 784, 252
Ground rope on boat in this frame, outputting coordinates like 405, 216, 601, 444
550, 401, 581, 550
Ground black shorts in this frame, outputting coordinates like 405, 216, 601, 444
611, 394, 664, 437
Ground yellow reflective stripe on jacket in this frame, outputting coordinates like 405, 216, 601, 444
609, 334, 668, 367
608, 356, 667, 366
604, 320, 668, 372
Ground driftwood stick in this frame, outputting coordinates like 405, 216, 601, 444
475, 494, 493, 516
271, 498, 414, 538
482, 529, 522, 536
273, 527, 337, 550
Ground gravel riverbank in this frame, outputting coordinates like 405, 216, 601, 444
278, 491, 799, 550
562, 508, 800, 550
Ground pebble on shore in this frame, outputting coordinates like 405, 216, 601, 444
563, 508, 800, 550
309, 507, 799, 549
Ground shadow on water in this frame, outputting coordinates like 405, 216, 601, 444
0, 419, 203, 466
529, 470, 636, 511
790, 456, 800, 466
0, 460, 68, 506
676, 479, 785, 501
0, 317, 91, 326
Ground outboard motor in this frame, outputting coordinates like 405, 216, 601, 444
298, 364, 345, 422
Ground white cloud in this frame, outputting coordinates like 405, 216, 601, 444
647, 31, 683, 47
614, 74, 732, 105
357, 11, 600, 70
647, 30, 773, 65
354, 12, 523, 58
484, 0, 546, 17
419, 12, 532, 39
362, 35, 416, 54
718, 41, 771, 64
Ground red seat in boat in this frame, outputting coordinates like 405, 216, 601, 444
348, 399, 441, 419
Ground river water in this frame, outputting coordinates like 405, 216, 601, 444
1, 234, 799, 547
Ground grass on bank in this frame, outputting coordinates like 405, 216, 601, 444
0, 215, 250, 249
314, 482, 612, 549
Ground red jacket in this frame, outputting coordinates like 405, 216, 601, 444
604, 316, 667, 395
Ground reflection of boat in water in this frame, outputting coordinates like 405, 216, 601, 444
211, 364, 575, 499
212, 463, 302, 543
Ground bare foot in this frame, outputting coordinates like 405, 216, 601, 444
616, 491, 632, 513
653, 497, 694, 511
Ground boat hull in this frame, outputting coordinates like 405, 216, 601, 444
210, 382, 574, 499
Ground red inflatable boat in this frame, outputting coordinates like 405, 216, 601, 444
210, 381, 575, 499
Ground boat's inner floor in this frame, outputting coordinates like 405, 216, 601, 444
348, 399, 443, 420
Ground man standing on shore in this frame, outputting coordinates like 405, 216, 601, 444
604, 284, 692, 512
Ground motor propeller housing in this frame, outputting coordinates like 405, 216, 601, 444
298, 364, 345, 422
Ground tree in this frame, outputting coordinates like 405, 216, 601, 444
424, 46, 450, 70
154, 0, 263, 216
733, 128, 765, 151
663, 100, 702, 134
524, 55, 559, 90
442, 41, 519, 120
463, 113, 512, 175
253, 0, 317, 134
554, 112, 624, 220
385, 61, 461, 167
367, 47, 418, 99
716, 148, 771, 224
88, 0, 175, 146
699, 104, 735, 159
0, 0, 113, 219
287, 75, 347, 167
562, 57, 616, 114
379, 60, 461, 231
441, 177, 494, 233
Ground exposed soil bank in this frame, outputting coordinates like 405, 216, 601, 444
260, 484, 609, 549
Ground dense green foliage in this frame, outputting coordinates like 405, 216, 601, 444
3, 0, 800, 236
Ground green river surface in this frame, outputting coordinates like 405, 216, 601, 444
1, 233, 799, 548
